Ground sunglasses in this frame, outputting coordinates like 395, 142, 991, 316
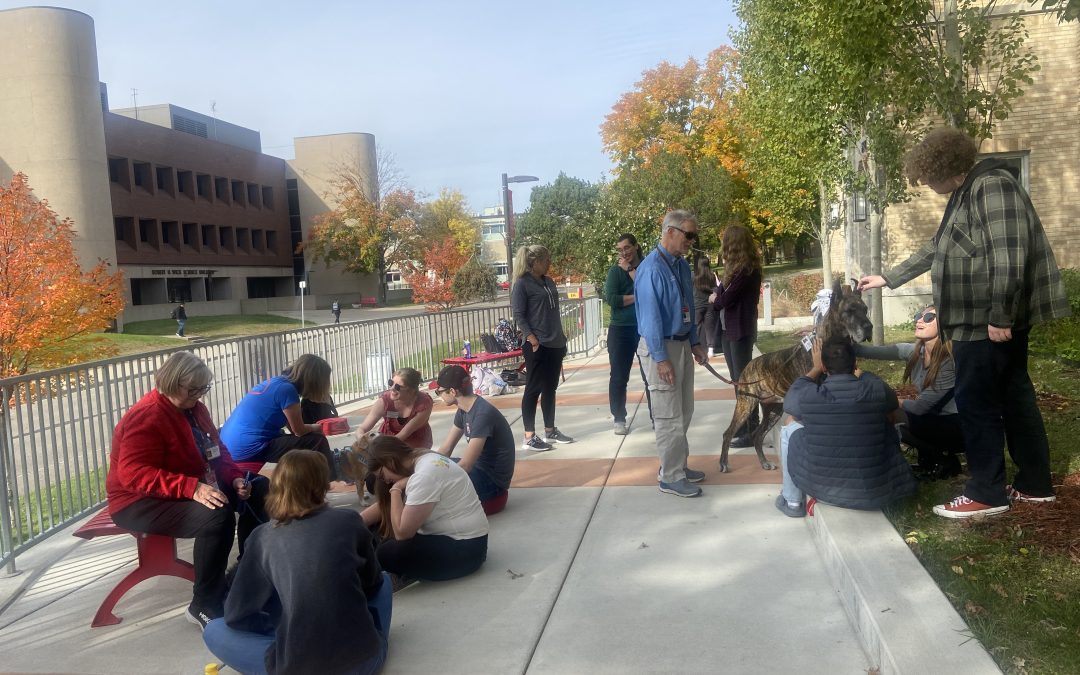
670, 226, 698, 241
386, 379, 407, 392
914, 310, 937, 323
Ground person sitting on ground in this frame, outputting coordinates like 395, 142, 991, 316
106, 351, 268, 629
358, 435, 489, 582
204, 450, 391, 675
431, 365, 516, 515
854, 304, 964, 480
220, 354, 343, 486
356, 367, 433, 450
775, 338, 917, 518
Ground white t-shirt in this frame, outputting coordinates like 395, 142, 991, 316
406, 453, 489, 540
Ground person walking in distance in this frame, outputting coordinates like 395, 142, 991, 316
511, 244, 574, 451
172, 302, 187, 337
635, 210, 709, 497
605, 233, 648, 435
331, 299, 341, 324
859, 127, 1069, 519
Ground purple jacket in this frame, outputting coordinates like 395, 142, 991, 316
712, 269, 761, 342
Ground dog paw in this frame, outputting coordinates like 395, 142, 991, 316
718, 460, 730, 473
761, 461, 776, 471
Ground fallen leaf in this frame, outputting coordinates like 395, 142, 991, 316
951, 565, 965, 575
506, 569, 524, 579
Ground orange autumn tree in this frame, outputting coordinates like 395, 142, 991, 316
0, 173, 125, 377
402, 239, 469, 311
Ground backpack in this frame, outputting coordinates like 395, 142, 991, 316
332, 302, 340, 312
481, 333, 504, 353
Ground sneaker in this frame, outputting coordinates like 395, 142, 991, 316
774, 494, 806, 518
523, 436, 553, 451
707, 348, 714, 358
613, 421, 628, 436
932, 495, 1009, 519
544, 428, 575, 444
684, 468, 706, 483
185, 604, 214, 631
1006, 484, 1056, 503
658, 479, 702, 498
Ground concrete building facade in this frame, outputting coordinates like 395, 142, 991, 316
0, 6, 378, 326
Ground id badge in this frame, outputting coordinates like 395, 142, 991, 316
801, 335, 814, 351
205, 444, 221, 461
682, 306, 691, 325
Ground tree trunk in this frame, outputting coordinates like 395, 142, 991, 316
943, 0, 966, 128
869, 207, 884, 345
817, 179, 833, 289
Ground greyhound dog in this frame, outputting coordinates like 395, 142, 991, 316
717, 280, 874, 473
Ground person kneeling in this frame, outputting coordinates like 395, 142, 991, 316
203, 450, 391, 675
776, 338, 916, 517
358, 435, 489, 582
432, 365, 516, 515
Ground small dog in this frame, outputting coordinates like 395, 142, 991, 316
338, 429, 379, 502
718, 280, 874, 473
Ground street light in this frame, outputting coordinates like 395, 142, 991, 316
299, 280, 307, 327
501, 173, 539, 283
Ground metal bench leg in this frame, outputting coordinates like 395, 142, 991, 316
91, 534, 195, 628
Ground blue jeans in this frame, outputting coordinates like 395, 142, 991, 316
779, 421, 805, 505
176, 318, 186, 336
203, 571, 392, 675
451, 458, 505, 502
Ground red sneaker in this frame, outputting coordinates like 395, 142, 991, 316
1006, 484, 1056, 503
932, 495, 1009, 519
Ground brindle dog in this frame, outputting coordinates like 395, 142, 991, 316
717, 280, 874, 473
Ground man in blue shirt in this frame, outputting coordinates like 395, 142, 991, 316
635, 210, 709, 497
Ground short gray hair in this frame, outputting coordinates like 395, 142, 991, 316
155, 351, 212, 397
662, 209, 697, 233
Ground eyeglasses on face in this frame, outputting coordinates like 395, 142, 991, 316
434, 387, 449, 395
670, 226, 698, 241
185, 383, 212, 396
914, 310, 937, 323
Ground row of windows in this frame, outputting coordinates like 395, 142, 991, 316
108, 157, 275, 210
114, 217, 280, 255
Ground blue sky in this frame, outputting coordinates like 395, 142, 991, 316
2, 0, 737, 211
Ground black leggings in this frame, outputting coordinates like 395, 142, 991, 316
253, 433, 338, 480
903, 411, 965, 467
521, 343, 565, 433
377, 534, 488, 581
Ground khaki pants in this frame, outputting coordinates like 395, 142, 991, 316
637, 337, 695, 483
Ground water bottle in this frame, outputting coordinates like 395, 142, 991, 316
463, 340, 472, 358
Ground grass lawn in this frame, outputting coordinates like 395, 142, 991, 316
755, 323, 1080, 675
122, 314, 310, 338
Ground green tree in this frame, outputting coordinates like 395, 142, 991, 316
417, 189, 480, 257
451, 258, 498, 304
514, 174, 601, 282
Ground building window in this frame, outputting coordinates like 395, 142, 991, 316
177, 170, 194, 198
114, 217, 135, 247
202, 224, 217, 251
161, 221, 180, 251
252, 229, 265, 252
196, 173, 212, 200
155, 166, 175, 195
215, 176, 230, 202
108, 158, 130, 189
138, 218, 158, 248
167, 278, 193, 303
482, 223, 506, 240
979, 151, 1030, 191
231, 180, 245, 206
247, 183, 260, 209
132, 162, 152, 192
237, 227, 251, 252
219, 225, 235, 251
262, 186, 274, 209
183, 222, 198, 248
266, 230, 277, 253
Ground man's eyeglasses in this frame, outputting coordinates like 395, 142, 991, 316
434, 387, 449, 395
914, 310, 937, 324
387, 379, 406, 392
670, 226, 698, 242
185, 383, 212, 396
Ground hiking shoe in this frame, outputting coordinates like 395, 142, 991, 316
774, 495, 806, 518
658, 479, 702, 498
523, 436, 553, 452
1006, 484, 1056, 503
684, 468, 706, 483
613, 421, 628, 436
185, 604, 214, 631
932, 495, 1009, 519
544, 428, 575, 444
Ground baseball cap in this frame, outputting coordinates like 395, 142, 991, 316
429, 364, 470, 391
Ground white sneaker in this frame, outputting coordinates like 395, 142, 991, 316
707, 348, 714, 358
613, 421, 627, 435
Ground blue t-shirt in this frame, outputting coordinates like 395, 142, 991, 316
220, 375, 300, 460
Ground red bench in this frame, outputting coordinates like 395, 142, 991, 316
359, 296, 378, 307
441, 349, 524, 368
73, 507, 195, 627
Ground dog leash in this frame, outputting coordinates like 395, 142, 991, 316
700, 360, 773, 402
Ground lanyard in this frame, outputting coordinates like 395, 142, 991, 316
658, 249, 690, 311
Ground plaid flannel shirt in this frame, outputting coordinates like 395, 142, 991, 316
884, 163, 1070, 342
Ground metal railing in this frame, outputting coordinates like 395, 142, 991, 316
0, 298, 602, 573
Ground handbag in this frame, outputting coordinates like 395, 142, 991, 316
318, 417, 350, 435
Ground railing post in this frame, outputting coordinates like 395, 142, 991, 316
763, 281, 774, 326
0, 384, 20, 576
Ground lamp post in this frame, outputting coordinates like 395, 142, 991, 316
501, 173, 539, 282
299, 280, 307, 327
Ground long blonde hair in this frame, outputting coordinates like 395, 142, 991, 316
513, 244, 550, 280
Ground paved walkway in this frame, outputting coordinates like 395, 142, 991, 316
0, 349, 999, 674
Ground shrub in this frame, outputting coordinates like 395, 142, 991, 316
1031, 268, 1080, 362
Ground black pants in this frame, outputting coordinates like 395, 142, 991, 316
254, 433, 338, 481
111, 480, 268, 614
377, 534, 488, 581
903, 411, 965, 468
695, 305, 719, 350
952, 330, 1053, 506
722, 330, 759, 434
521, 343, 565, 433
608, 324, 642, 423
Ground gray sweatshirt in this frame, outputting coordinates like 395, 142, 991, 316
511, 274, 567, 349
854, 342, 957, 416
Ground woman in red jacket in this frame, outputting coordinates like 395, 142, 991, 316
106, 351, 267, 630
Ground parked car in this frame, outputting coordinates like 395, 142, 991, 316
498, 280, 510, 290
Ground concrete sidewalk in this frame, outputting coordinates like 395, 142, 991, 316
0, 352, 998, 674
